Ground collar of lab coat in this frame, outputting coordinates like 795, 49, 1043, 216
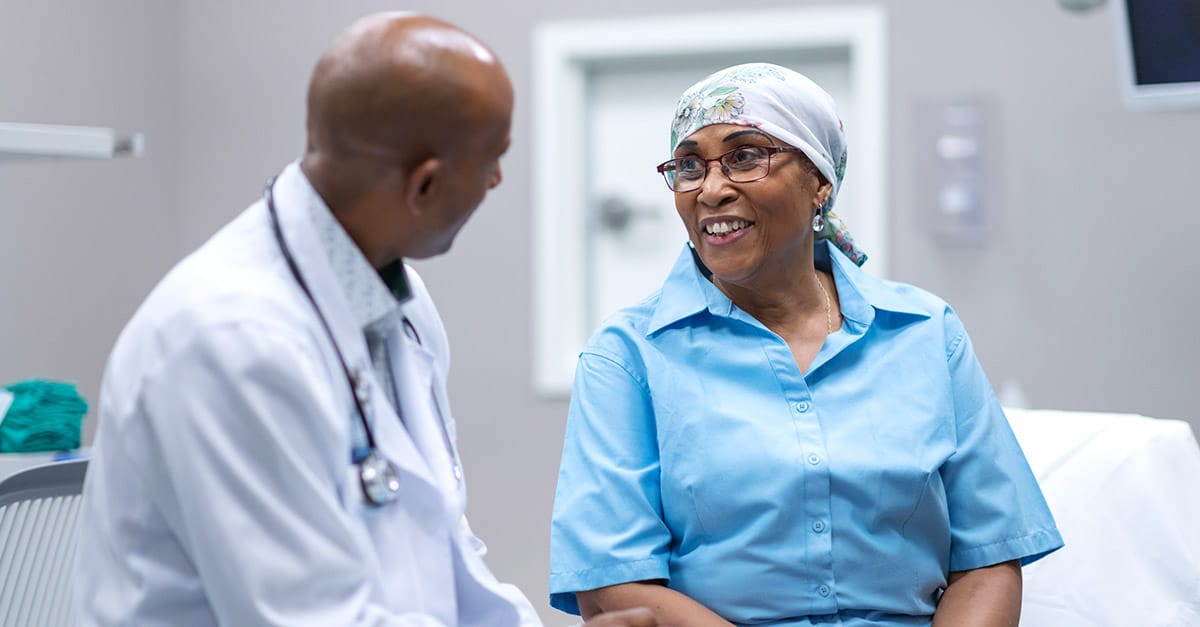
269, 162, 449, 504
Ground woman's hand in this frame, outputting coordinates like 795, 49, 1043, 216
931, 559, 1022, 627
578, 581, 734, 627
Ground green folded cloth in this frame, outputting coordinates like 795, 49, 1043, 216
0, 379, 88, 453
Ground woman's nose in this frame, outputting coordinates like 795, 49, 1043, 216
696, 162, 736, 204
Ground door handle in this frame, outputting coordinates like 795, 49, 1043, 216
597, 195, 659, 233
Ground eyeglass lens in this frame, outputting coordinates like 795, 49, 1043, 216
662, 146, 777, 192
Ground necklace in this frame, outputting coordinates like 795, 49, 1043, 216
815, 271, 833, 335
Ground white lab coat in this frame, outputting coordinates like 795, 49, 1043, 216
75, 164, 542, 626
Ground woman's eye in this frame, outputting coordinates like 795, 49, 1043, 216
676, 157, 703, 176
729, 147, 765, 165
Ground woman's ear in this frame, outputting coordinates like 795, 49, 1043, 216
815, 181, 833, 210
405, 157, 442, 215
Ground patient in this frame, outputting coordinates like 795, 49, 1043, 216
549, 63, 1063, 626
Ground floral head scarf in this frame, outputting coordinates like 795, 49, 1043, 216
670, 63, 867, 266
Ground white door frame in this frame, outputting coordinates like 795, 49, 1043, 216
532, 6, 889, 396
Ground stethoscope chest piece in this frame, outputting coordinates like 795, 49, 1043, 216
359, 450, 402, 506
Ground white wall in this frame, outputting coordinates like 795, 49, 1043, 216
0, 0, 180, 439
890, 0, 1200, 423
3, 1, 1198, 625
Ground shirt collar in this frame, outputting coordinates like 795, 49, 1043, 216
647, 240, 929, 336
646, 244, 725, 335
297, 165, 411, 332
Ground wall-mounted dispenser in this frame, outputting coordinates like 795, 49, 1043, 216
921, 100, 991, 246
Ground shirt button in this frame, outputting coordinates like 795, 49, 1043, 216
796, 400, 811, 412
807, 453, 821, 465
818, 584, 831, 597
812, 520, 826, 533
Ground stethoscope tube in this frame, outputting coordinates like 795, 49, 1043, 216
264, 177, 401, 507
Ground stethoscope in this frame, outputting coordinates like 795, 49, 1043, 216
264, 177, 404, 507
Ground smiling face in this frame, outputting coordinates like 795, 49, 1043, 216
673, 123, 831, 291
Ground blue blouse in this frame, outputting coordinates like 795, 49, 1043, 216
549, 241, 1063, 626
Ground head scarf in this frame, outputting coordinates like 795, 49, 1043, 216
669, 62, 867, 266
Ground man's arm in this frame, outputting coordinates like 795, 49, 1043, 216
578, 581, 733, 627
931, 560, 1022, 627
141, 321, 453, 626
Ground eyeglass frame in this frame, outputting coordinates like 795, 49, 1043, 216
655, 145, 804, 193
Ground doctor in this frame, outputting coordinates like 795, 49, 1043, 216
75, 12, 656, 627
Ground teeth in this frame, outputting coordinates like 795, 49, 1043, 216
705, 219, 748, 235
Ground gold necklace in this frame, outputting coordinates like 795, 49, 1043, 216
815, 271, 833, 335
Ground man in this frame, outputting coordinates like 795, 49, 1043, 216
75, 12, 655, 627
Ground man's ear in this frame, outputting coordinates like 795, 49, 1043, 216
405, 157, 442, 215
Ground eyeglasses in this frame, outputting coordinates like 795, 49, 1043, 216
656, 145, 802, 193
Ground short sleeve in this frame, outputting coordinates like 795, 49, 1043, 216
941, 311, 1064, 571
548, 349, 671, 615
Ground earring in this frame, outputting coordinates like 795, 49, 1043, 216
811, 212, 825, 232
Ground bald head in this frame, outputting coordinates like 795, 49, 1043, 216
299, 13, 513, 265
303, 12, 512, 181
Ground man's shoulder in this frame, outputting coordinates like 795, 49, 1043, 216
99, 204, 337, 431
124, 206, 311, 358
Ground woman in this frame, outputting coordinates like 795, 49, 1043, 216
548, 63, 1062, 626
